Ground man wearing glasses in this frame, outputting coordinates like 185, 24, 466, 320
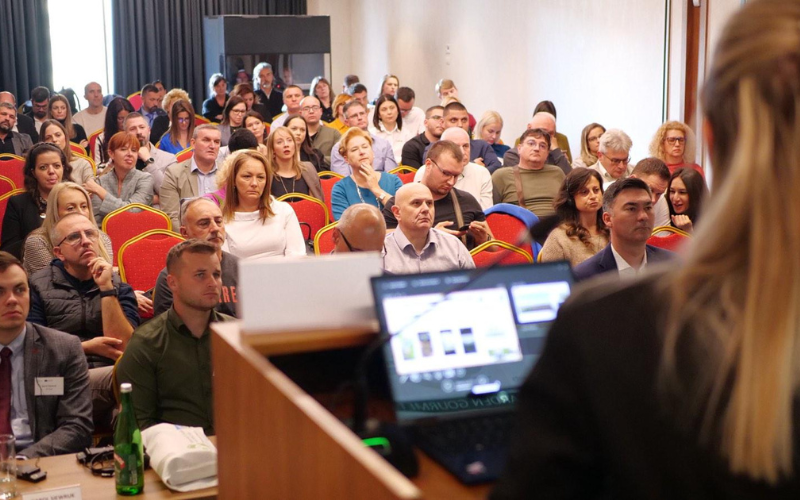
124, 112, 177, 203
589, 129, 634, 185
330, 100, 397, 175
300, 95, 341, 167
28, 213, 140, 428
26, 86, 50, 135
401, 105, 444, 168
383, 140, 492, 250
332, 204, 387, 254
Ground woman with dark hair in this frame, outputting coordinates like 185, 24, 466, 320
285, 115, 325, 172
48, 94, 88, 147
230, 82, 271, 123
311, 76, 336, 123
369, 94, 407, 163
218, 96, 247, 147
158, 99, 195, 154
666, 167, 707, 233
244, 110, 268, 146
1, 143, 72, 257
572, 122, 606, 169
94, 97, 135, 165
539, 168, 608, 266
202, 73, 228, 122
39, 119, 94, 184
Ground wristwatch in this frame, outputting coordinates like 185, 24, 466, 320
145, 157, 155, 165
99, 288, 118, 298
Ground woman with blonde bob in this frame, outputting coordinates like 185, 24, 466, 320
328, 94, 352, 135
491, 1, 800, 497
649, 121, 704, 176
220, 150, 305, 260
474, 111, 509, 159
572, 122, 606, 169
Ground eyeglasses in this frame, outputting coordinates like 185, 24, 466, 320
230, 109, 246, 115
605, 156, 630, 166
522, 140, 548, 150
57, 228, 99, 247
301, 106, 321, 113
430, 159, 462, 180
665, 137, 686, 145
177, 117, 191, 123
339, 230, 366, 252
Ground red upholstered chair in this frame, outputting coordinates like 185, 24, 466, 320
389, 165, 418, 185
470, 240, 534, 268
647, 226, 690, 252
176, 147, 194, 163
0, 154, 25, 189
69, 142, 87, 156
317, 171, 344, 222
313, 222, 338, 255
194, 114, 210, 126
277, 193, 330, 242
101, 204, 173, 265
485, 212, 535, 260
118, 230, 185, 291
127, 91, 142, 110
0, 175, 16, 197
88, 130, 103, 160
0, 189, 24, 242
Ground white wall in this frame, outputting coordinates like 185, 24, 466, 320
309, 0, 669, 162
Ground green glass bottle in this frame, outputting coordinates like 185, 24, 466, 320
115, 383, 144, 495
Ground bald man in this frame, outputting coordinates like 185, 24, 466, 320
414, 127, 494, 209
0, 92, 38, 142
73, 82, 107, 136
382, 183, 475, 274
333, 204, 386, 253
502, 112, 571, 174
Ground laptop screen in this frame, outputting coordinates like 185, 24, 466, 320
371, 262, 573, 423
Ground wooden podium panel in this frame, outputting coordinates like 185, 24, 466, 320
212, 322, 421, 500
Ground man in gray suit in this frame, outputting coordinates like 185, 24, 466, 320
0, 103, 33, 156
0, 251, 92, 457
159, 124, 221, 229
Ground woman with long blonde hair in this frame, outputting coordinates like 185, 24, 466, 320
265, 126, 324, 202
492, 1, 800, 497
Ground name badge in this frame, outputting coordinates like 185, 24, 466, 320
34, 377, 64, 396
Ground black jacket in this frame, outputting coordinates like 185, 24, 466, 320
0, 193, 42, 258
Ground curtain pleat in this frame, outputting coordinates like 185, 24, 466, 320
0, 0, 53, 103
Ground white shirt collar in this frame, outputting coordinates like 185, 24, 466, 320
610, 244, 647, 276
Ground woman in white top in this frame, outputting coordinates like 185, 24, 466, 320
368, 95, 411, 163
220, 150, 306, 260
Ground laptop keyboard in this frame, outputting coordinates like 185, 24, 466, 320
413, 413, 514, 454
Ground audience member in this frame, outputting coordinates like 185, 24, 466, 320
243, 111, 267, 147
152, 80, 167, 104
629, 157, 671, 227
649, 121, 704, 176
666, 167, 707, 234
72, 82, 106, 136
533, 100, 572, 163
369, 95, 410, 163
333, 204, 386, 253
0, 251, 93, 458
413, 127, 494, 210
285, 115, 326, 173
117, 239, 233, 435
153, 198, 238, 317
39, 120, 94, 184
220, 150, 305, 259
401, 105, 444, 168
573, 177, 672, 281
387, 139, 492, 250
204, 132, 260, 206
1, 143, 71, 258
269, 85, 304, 129
330, 100, 397, 175
138, 83, 167, 128
48, 94, 87, 147
85, 132, 154, 224
441, 102, 501, 171
539, 168, 609, 266
572, 122, 606, 169
160, 124, 222, 228
474, 111, 509, 159
328, 94, 353, 135
218, 96, 247, 147
202, 73, 228, 123
94, 97, 134, 165
253, 62, 284, 119
267, 126, 324, 201
377, 74, 399, 100
150, 88, 191, 145
0, 91, 38, 142
331, 128, 402, 220
157, 99, 195, 154
26, 86, 50, 135
311, 76, 336, 123
589, 129, 634, 184
395, 87, 426, 136
230, 82, 271, 124
383, 183, 475, 274
492, 128, 565, 217
123, 112, 177, 200
342, 74, 360, 93
346, 83, 370, 109
300, 96, 341, 167
22, 182, 113, 276
502, 112, 570, 174
434, 79, 476, 130
0, 102, 33, 156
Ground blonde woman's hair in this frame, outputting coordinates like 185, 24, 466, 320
222, 150, 274, 223
649, 120, 697, 164
661, 0, 800, 483
332, 94, 353, 120
578, 122, 605, 167
40, 182, 111, 262
473, 111, 503, 142
162, 88, 191, 113
266, 127, 302, 181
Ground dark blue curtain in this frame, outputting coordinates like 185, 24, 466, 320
111, 0, 306, 105
0, 0, 53, 103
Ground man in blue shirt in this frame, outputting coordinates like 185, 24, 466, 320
139, 83, 167, 128
330, 100, 398, 175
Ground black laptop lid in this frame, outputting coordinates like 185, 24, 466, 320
371, 262, 573, 424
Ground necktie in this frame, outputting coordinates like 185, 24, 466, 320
0, 348, 12, 435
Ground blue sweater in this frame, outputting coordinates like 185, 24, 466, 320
331, 173, 403, 220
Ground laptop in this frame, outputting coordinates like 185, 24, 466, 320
370, 261, 573, 484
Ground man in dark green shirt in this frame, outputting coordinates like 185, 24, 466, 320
116, 240, 233, 435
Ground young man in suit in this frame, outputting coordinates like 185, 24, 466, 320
574, 177, 674, 281
0, 251, 92, 457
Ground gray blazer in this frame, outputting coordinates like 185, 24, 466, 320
8, 132, 33, 157
21, 323, 93, 458
160, 159, 200, 229
91, 168, 155, 225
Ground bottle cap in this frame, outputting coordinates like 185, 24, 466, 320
120, 383, 132, 393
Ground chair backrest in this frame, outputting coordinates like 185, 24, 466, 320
176, 147, 194, 163
0, 154, 25, 189
194, 114, 210, 126
313, 221, 338, 256
485, 212, 535, 260
389, 166, 418, 185
69, 142, 87, 156
127, 91, 142, 110
470, 240, 534, 268
101, 204, 173, 265
648, 225, 690, 252
118, 229, 185, 291
0, 189, 25, 242
276, 193, 330, 240
317, 172, 343, 222
88, 129, 103, 159
0, 175, 16, 197
73, 153, 97, 175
